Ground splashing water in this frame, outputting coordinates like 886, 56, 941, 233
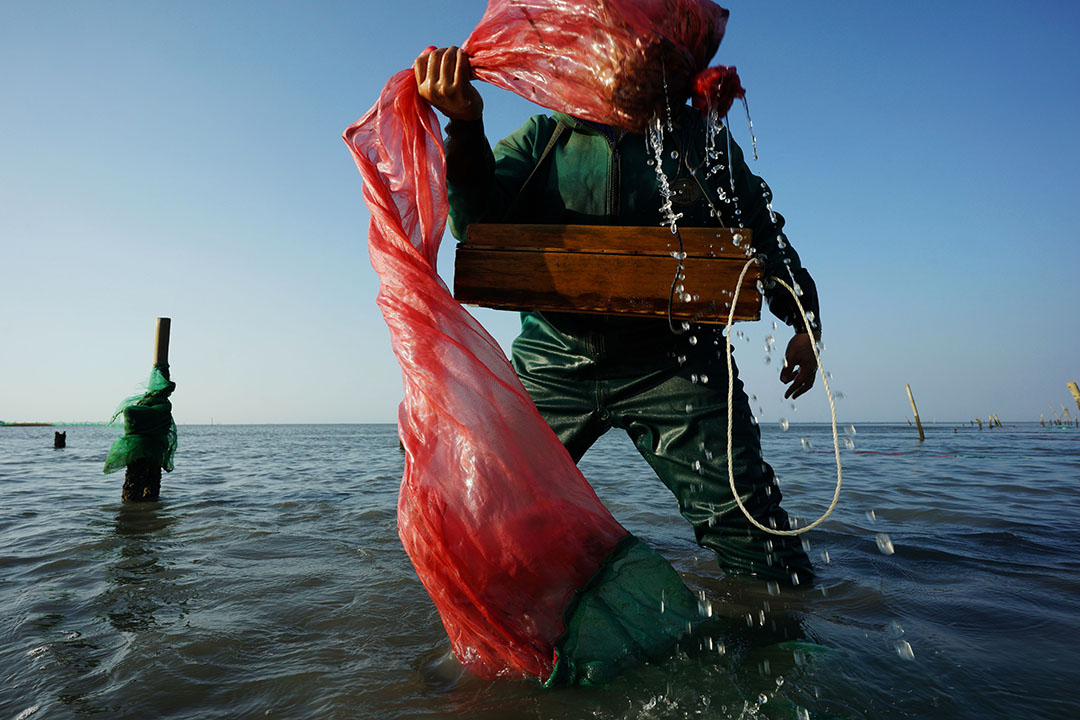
741, 97, 759, 160
876, 533, 895, 555
647, 116, 684, 233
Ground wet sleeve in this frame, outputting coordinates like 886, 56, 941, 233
446, 115, 552, 241
725, 132, 822, 337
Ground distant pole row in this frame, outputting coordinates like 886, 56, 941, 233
906, 382, 1080, 438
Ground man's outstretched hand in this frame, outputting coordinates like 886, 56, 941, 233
414, 46, 484, 121
780, 333, 818, 400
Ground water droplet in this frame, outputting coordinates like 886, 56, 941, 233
800, 437, 812, 450
646, 158, 655, 166
677, 355, 687, 366
843, 437, 855, 450
690, 373, 699, 384
790, 571, 800, 586
692, 459, 702, 472
685, 403, 694, 413
887, 620, 905, 638
806, 311, 816, 324
732, 233, 743, 246
700, 374, 709, 384
779, 418, 789, 431
681, 292, 692, 302
670, 150, 679, 159
866, 509, 877, 522
766, 581, 780, 597
820, 550, 830, 564
675, 284, 685, 294
688, 335, 698, 346
875, 533, 895, 555
845, 424, 857, 436
681, 320, 691, 331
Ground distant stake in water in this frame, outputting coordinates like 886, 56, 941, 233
1068, 381, 1080, 413
103, 317, 178, 502
905, 383, 925, 442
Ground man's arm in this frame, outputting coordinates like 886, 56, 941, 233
722, 127, 822, 400
414, 46, 552, 239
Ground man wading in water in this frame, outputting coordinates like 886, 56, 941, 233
415, 46, 821, 588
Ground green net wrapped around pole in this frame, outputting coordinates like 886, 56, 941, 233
103, 364, 177, 475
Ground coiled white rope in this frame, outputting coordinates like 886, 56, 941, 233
724, 257, 842, 536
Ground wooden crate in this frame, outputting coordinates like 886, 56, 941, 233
453, 224, 761, 324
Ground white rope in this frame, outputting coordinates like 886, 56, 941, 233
724, 258, 842, 536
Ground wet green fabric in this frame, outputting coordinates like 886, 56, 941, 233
545, 534, 702, 687
512, 315, 814, 585
103, 365, 177, 474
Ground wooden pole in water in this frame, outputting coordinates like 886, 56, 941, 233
905, 384, 925, 441
122, 318, 171, 503
1068, 382, 1080, 412
154, 317, 171, 368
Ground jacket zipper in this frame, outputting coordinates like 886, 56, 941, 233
607, 132, 620, 220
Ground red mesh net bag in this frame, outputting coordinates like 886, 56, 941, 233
343, 0, 735, 683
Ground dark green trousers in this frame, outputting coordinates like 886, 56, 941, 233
512, 312, 813, 586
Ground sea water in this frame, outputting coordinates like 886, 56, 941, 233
1, 422, 1078, 719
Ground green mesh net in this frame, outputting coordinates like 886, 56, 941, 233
103, 365, 177, 474
546, 535, 704, 686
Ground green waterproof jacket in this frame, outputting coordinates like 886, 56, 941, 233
444, 107, 820, 337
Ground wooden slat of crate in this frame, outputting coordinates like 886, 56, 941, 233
453, 224, 761, 324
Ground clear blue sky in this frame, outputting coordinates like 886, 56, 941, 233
2, 1, 1077, 425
